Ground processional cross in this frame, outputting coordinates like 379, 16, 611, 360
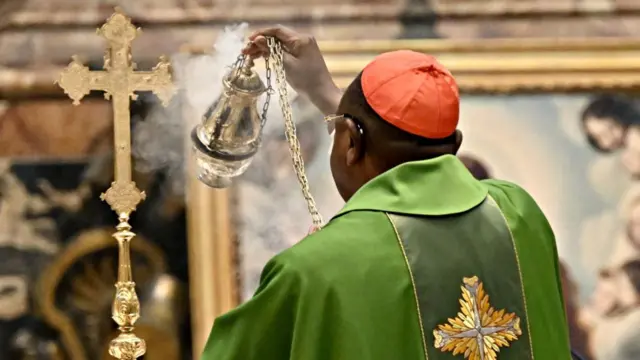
57, 8, 174, 360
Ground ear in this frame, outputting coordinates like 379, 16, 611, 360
452, 130, 463, 155
345, 118, 364, 166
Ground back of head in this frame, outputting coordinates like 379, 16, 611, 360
338, 51, 462, 172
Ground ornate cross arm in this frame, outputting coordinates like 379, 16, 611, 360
129, 59, 174, 106
56, 57, 109, 105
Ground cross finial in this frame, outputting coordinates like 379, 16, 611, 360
98, 7, 139, 45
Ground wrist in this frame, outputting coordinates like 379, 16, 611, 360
306, 78, 342, 116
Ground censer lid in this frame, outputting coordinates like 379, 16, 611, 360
225, 57, 266, 95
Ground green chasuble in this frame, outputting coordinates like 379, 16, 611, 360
201, 155, 572, 360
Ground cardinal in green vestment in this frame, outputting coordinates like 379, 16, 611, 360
201, 26, 573, 360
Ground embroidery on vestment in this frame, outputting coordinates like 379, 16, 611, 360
433, 276, 522, 360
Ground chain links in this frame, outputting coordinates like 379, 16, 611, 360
230, 54, 245, 80
260, 54, 273, 128
265, 37, 324, 228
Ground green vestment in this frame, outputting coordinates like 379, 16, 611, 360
201, 155, 572, 360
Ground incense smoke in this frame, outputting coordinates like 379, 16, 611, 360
132, 23, 299, 195
131, 24, 339, 301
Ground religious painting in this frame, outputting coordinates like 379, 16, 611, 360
0, 95, 193, 360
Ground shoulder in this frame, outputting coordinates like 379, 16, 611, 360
482, 179, 554, 235
482, 179, 534, 203
269, 210, 397, 281
482, 179, 544, 215
288, 210, 394, 256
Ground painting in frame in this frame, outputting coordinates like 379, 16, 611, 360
222, 37, 640, 360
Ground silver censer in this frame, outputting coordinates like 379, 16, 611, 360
191, 56, 272, 188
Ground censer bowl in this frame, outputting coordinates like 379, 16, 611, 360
189, 56, 267, 189
190, 126, 256, 188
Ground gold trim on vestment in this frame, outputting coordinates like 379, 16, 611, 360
385, 213, 429, 360
487, 195, 535, 360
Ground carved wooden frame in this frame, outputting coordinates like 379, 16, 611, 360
3, 37, 640, 360
320, 38, 640, 92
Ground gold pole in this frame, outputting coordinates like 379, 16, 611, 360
57, 8, 174, 360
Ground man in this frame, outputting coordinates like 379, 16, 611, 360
201, 26, 572, 359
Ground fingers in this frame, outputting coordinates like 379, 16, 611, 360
242, 25, 304, 59
243, 48, 269, 60
242, 36, 270, 58
248, 25, 298, 42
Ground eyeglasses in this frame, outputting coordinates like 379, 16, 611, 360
323, 114, 364, 135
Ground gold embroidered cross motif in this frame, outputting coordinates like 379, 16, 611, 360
433, 276, 522, 360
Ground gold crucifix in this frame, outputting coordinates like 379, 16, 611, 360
57, 7, 174, 360
433, 276, 522, 360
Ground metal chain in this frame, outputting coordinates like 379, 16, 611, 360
260, 54, 273, 127
230, 54, 245, 80
265, 37, 324, 228
233, 52, 272, 128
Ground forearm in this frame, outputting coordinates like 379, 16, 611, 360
306, 79, 342, 117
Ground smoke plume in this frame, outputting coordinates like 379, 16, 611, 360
131, 24, 337, 299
